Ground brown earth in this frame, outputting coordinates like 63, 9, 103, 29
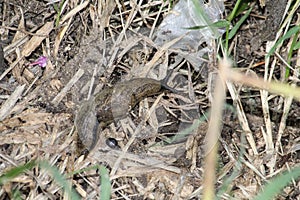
0, 0, 299, 199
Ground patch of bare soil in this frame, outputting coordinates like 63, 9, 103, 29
0, 0, 299, 199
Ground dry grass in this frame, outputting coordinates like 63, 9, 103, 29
0, 0, 300, 199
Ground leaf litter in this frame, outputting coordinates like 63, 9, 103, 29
0, 0, 299, 199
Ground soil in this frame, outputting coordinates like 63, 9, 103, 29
0, 0, 299, 199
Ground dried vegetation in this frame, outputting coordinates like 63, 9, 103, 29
0, 0, 299, 199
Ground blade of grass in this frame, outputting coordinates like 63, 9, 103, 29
12, 189, 22, 200
53, 0, 66, 27
191, 0, 220, 37
185, 20, 230, 30
253, 166, 300, 200
292, 40, 300, 50
0, 160, 36, 185
225, 0, 252, 52
162, 112, 208, 145
67, 164, 111, 199
99, 166, 111, 200
285, 16, 300, 78
0, 160, 80, 199
227, 0, 251, 22
39, 161, 80, 200
266, 25, 300, 57
228, 7, 252, 40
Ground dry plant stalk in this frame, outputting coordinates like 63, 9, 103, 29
202, 58, 230, 199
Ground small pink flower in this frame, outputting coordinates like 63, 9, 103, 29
29, 56, 47, 68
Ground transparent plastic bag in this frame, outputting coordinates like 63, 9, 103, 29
154, 0, 224, 70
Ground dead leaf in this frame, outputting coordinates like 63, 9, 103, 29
21, 22, 54, 57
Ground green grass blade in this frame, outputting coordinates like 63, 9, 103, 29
0, 160, 37, 185
253, 166, 300, 200
39, 161, 80, 200
68, 164, 111, 199
0, 160, 81, 199
185, 20, 230, 30
228, 7, 252, 40
99, 165, 111, 200
12, 189, 22, 200
267, 25, 300, 57
227, 0, 251, 22
162, 112, 209, 145
191, 0, 220, 38
293, 41, 300, 50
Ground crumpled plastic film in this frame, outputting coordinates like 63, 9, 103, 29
154, 0, 224, 71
